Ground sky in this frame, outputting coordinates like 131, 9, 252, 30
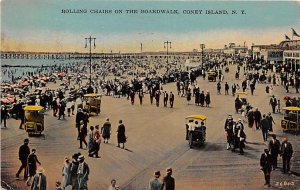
1, 0, 300, 53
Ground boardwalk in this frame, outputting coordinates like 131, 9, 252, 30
1, 64, 299, 190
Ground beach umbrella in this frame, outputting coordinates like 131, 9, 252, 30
22, 81, 30, 86
7, 97, 15, 103
1, 98, 10, 104
1, 86, 10, 89
43, 76, 49, 82
58, 73, 65, 77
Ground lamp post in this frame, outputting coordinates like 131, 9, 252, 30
200, 43, 205, 68
85, 36, 96, 93
164, 41, 172, 64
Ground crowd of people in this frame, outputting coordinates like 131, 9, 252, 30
1, 53, 299, 189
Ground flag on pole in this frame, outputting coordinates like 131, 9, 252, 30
285, 34, 291, 40
291, 28, 300, 37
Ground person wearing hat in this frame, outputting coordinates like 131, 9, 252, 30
55, 180, 63, 190
26, 149, 41, 186
117, 120, 126, 149
205, 91, 210, 107
16, 138, 30, 179
199, 90, 205, 107
108, 179, 120, 190
169, 91, 174, 108
266, 113, 275, 132
149, 171, 162, 190
237, 123, 246, 155
281, 137, 293, 174
76, 108, 85, 139
102, 118, 112, 144
79, 122, 88, 149
260, 114, 269, 142
232, 119, 243, 152
224, 115, 234, 150
62, 156, 72, 189
31, 167, 47, 190
268, 134, 281, 170
70, 153, 81, 189
52, 98, 59, 117
88, 126, 95, 156
58, 100, 66, 120
254, 108, 262, 130
77, 155, 90, 190
66, 98, 73, 117
162, 168, 175, 190
269, 95, 277, 114
260, 149, 272, 187
93, 125, 101, 158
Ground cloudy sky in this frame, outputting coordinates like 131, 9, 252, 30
1, 0, 300, 53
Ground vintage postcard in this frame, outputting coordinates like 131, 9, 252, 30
1, 0, 300, 190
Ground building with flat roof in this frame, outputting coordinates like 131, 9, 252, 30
281, 40, 300, 71
223, 43, 248, 56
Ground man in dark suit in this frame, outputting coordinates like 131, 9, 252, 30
169, 92, 174, 108
76, 108, 85, 139
260, 149, 272, 187
254, 108, 262, 130
155, 90, 161, 107
281, 138, 293, 174
260, 114, 269, 142
162, 168, 175, 190
163, 91, 169, 107
269, 134, 281, 170
138, 90, 143, 105
16, 138, 30, 179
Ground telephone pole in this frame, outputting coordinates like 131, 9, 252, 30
200, 43, 205, 68
164, 41, 172, 64
85, 36, 96, 93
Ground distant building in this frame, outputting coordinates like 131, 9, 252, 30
223, 43, 248, 56
281, 40, 300, 70
251, 40, 300, 68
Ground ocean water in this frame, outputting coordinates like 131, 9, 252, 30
1, 58, 86, 82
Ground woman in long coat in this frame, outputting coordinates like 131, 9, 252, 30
247, 110, 255, 128
88, 126, 95, 156
117, 120, 126, 149
62, 157, 72, 189
195, 90, 200, 106
205, 92, 211, 107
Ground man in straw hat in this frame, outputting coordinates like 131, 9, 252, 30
31, 167, 47, 190
149, 170, 162, 190
162, 168, 175, 190
77, 155, 90, 190
70, 153, 81, 190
